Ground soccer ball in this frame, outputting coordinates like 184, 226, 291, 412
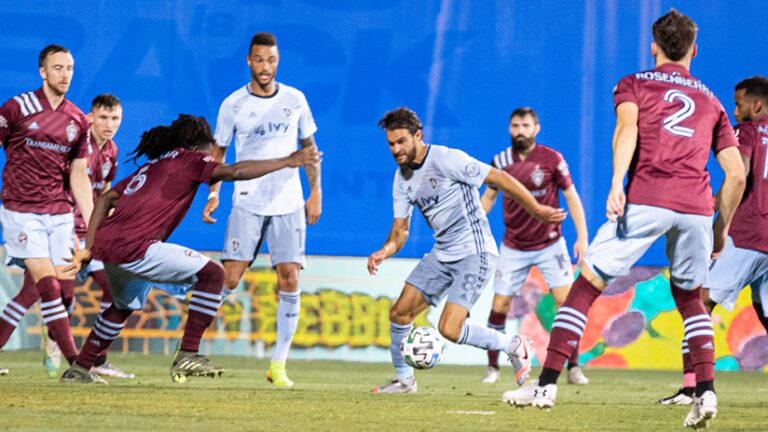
400, 326, 445, 369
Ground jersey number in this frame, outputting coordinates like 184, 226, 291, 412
125, 165, 149, 195
663, 89, 696, 138
762, 137, 768, 179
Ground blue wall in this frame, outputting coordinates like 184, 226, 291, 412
1, 1, 766, 265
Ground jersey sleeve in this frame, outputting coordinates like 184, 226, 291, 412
392, 172, 413, 219
613, 75, 637, 108
734, 123, 756, 158
553, 151, 574, 190
442, 148, 492, 188
213, 97, 236, 148
186, 152, 221, 185
70, 116, 91, 160
712, 104, 739, 154
106, 158, 119, 183
0, 98, 20, 144
297, 92, 318, 140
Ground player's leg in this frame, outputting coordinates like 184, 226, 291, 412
0, 270, 39, 348
483, 294, 513, 383
266, 209, 306, 388
751, 274, 768, 333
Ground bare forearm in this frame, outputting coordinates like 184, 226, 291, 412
480, 188, 498, 214
85, 196, 114, 249
209, 146, 227, 194
215, 158, 290, 182
611, 124, 638, 186
490, 171, 539, 212
71, 178, 94, 225
380, 226, 409, 258
717, 176, 746, 227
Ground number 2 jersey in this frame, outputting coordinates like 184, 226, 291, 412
92, 149, 220, 264
729, 120, 768, 253
613, 63, 738, 216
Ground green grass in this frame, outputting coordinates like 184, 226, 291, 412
0, 351, 766, 431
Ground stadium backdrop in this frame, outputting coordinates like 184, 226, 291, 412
1, 0, 766, 371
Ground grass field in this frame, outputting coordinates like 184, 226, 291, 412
0, 351, 766, 431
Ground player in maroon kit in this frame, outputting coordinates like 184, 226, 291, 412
502, 10, 746, 430
0, 45, 94, 375
659, 76, 768, 406
60, 114, 320, 383
480, 107, 589, 385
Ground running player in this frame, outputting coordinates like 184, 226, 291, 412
480, 107, 589, 385
501, 10, 745, 430
202, 32, 322, 389
60, 114, 320, 384
0, 44, 94, 374
659, 76, 768, 406
368, 107, 566, 394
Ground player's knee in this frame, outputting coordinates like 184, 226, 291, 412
197, 261, 225, 286
275, 265, 300, 292
437, 321, 461, 342
493, 295, 513, 313
389, 305, 413, 324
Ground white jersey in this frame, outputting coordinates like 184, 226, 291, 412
214, 82, 317, 215
393, 144, 498, 262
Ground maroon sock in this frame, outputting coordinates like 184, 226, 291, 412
0, 271, 39, 348
76, 305, 132, 369
567, 339, 580, 368
671, 284, 715, 385
542, 275, 601, 376
487, 310, 506, 369
180, 261, 224, 352
59, 279, 75, 316
37, 276, 78, 359
91, 270, 113, 308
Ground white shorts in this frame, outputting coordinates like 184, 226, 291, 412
0, 206, 74, 267
493, 238, 574, 297
105, 242, 210, 310
584, 204, 713, 290
707, 237, 768, 313
406, 252, 497, 311
222, 205, 306, 268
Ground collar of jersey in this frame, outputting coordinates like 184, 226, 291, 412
246, 82, 280, 99
406, 144, 431, 170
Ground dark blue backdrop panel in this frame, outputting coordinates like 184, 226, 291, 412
1, 1, 765, 266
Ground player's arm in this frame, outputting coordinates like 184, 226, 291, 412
300, 135, 322, 225
480, 186, 499, 214
562, 185, 589, 262
210, 146, 321, 183
202, 145, 228, 223
483, 168, 566, 223
607, 102, 639, 221
714, 153, 750, 212
66, 188, 120, 273
69, 157, 95, 226
367, 217, 410, 275
712, 147, 747, 258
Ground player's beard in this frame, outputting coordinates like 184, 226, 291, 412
46, 80, 69, 97
251, 70, 275, 92
511, 135, 535, 153
396, 145, 418, 166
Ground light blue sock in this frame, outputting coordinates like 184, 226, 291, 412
390, 322, 414, 380
457, 321, 512, 351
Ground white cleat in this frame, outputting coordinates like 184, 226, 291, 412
684, 391, 717, 429
659, 387, 694, 405
372, 377, 417, 394
502, 380, 557, 408
92, 362, 136, 379
508, 335, 533, 386
481, 366, 500, 384
567, 366, 589, 385
0, 366, 8, 376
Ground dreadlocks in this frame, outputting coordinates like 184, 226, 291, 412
130, 114, 214, 162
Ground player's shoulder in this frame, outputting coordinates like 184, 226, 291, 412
220, 85, 250, 107
62, 100, 88, 125
277, 82, 306, 98
2, 89, 45, 118
104, 139, 119, 157
491, 146, 513, 169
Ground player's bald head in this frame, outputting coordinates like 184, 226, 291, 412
652, 9, 697, 62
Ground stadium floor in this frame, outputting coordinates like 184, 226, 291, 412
0, 351, 766, 431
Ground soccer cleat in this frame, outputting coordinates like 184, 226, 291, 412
507, 335, 533, 386
684, 391, 717, 429
0, 366, 8, 376
567, 366, 589, 385
92, 362, 136, 379
42, 327, 62, 378
659, 387, 694, 405
170, 350, 225, 383
60, 364, 108, 384
502, 380, 557, 408
372, 377, 418, 394
266, 361, 294, 389
481, 366, 500, 384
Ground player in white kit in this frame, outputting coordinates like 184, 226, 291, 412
368, 107, 567, 393
202, 32, 321, 389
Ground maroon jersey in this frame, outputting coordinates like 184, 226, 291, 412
74, 134, 119, 237
0, 88, 89, 214
491, 144, 573, 251
92, 149, 220, 263
613, 63, 738, 216
729, 120, 768, 253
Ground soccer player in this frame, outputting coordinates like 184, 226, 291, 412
368, 107, 567, 394
480, 107, 589, 385
501, 10, 746, 430
60, 114, 320, 384
0, 44, 94, 374
202, 32, 321, 389
659, 76, 768, 406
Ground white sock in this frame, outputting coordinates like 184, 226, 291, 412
272, 291, 301, 362
457, 321, 512, 351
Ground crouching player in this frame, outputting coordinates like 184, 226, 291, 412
60, 114, 320, 383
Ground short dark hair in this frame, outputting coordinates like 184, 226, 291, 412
130, 114, 213, 162
377, 107, 423, 135
91, 94, 121, 111
250, 32, 277, 52
38, 44, 70, 68
510, 107, 539, 124
735, 76, 768, 104
652, 9, 697, 62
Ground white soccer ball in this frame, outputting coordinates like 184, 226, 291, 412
400, 326, 445, 369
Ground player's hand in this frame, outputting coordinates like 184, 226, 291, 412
288, 146, 322, 168
532, 204, 567, 223
367, 250, 387, 275
573, 237, 588, 264
305, 191, 322, 225
63, 247, 92, 275
711, 216, 728, 259
606, 183, 626, 222
203, 196, 219, 224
